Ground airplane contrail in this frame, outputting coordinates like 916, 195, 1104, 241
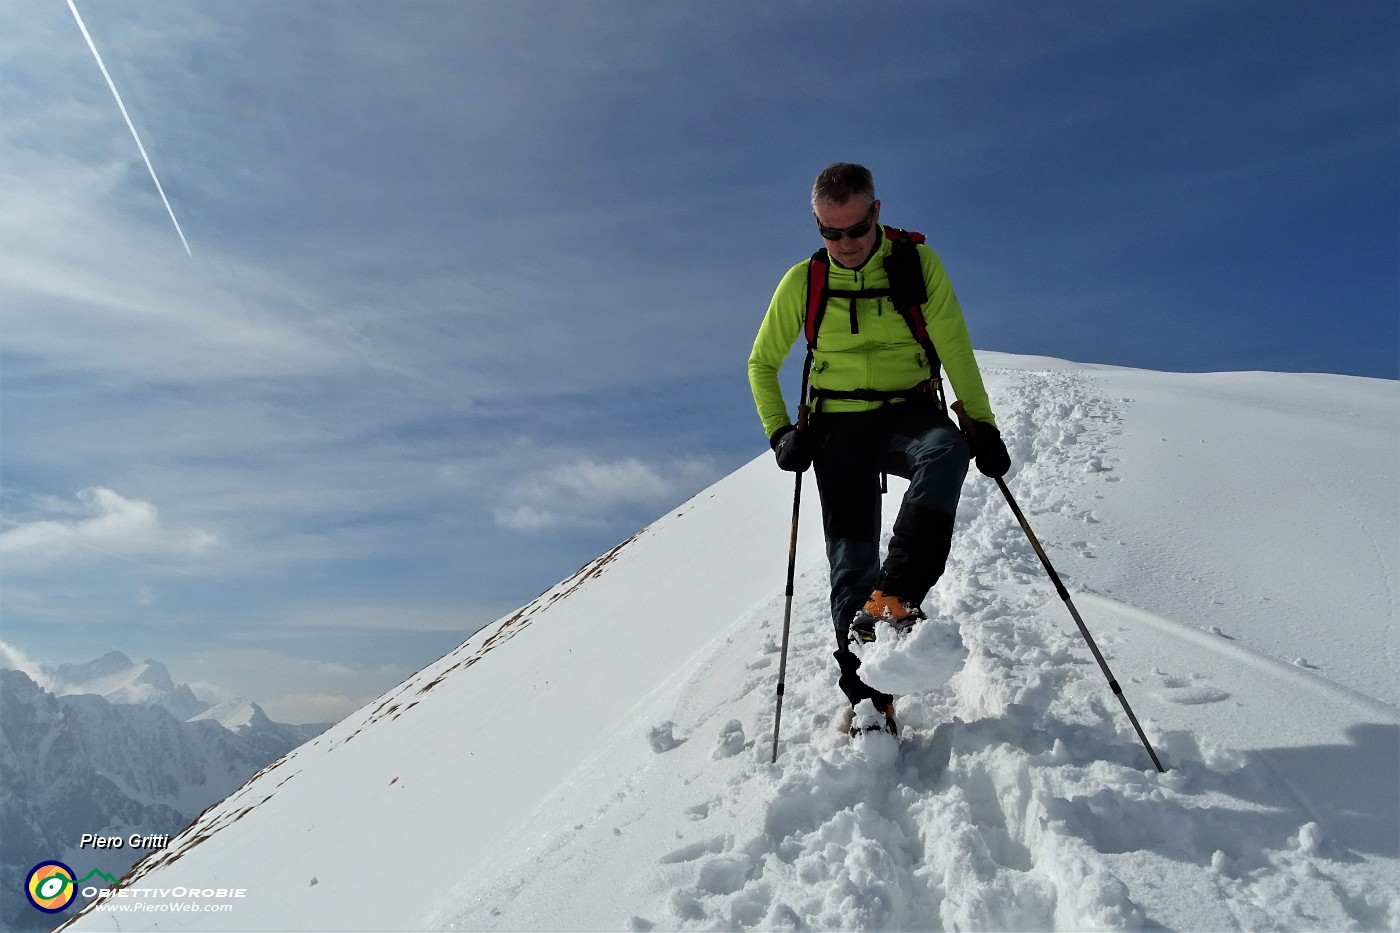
66, 0, 192, 256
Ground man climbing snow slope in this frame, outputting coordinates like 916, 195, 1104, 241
748, 162, 1011, 735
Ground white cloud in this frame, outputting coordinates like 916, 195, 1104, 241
175, 648, 415, 725
0, 640, 54, 689
259, 692, 364, 725
186, 679, 237, 707
493, 504, 563, 533
0, 487, 217, 570
0, 176, 354, 385
281, 604, 497, 634
493, 457, 714, 532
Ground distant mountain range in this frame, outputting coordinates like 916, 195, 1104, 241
0, 651, 328, 930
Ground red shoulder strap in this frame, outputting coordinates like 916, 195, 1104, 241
884, 225, 926, 245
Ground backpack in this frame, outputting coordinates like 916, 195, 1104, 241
801, 226, 946, 412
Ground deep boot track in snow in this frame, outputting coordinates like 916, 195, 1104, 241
614, 369, 1398, 931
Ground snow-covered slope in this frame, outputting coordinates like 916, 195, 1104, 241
62, 354, 1398, 932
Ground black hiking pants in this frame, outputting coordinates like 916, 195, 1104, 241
811, 398, 970, 709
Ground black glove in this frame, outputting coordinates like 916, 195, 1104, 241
770, 424, 814, 473
967, 421, 1011, 478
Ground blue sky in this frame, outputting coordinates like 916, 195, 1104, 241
2, 0, 1395, 722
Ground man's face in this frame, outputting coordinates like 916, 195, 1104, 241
814, 197, 881, 268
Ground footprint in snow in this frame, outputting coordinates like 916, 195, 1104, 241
1153, 671, 1230, 705
647, 721, 685, 753
659, 835, 728, 864
1158, 684, 1232, 705
684, 800, 715, 821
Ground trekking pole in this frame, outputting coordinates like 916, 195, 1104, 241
953, 403, 1166, 773
770, 403, 810, 764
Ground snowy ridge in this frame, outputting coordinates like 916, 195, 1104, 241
64, 355, 1398, 932
190, 698, 275, 734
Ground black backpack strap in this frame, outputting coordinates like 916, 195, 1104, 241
883, 228, 946, 409
883, 230, 926, 306
804, 248, 830, 351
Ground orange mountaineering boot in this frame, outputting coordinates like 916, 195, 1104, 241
849, 590, 926, 644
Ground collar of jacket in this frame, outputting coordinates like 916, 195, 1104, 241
828, 226, 887, 273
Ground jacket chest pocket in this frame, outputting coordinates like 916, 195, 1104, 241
817, 296, 899, 351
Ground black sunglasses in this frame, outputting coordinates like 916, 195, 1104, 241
816, 204, 876, 241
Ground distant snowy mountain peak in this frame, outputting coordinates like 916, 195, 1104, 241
1, 652, 331, 931
52, 649, 135, 684
191, 698, 273, 734
58, 355, 1400, 932
47, 651, 212, 721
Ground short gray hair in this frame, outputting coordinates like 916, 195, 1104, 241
811, 163, 876, 210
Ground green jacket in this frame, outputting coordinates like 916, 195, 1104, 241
748, 229, 997, 438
